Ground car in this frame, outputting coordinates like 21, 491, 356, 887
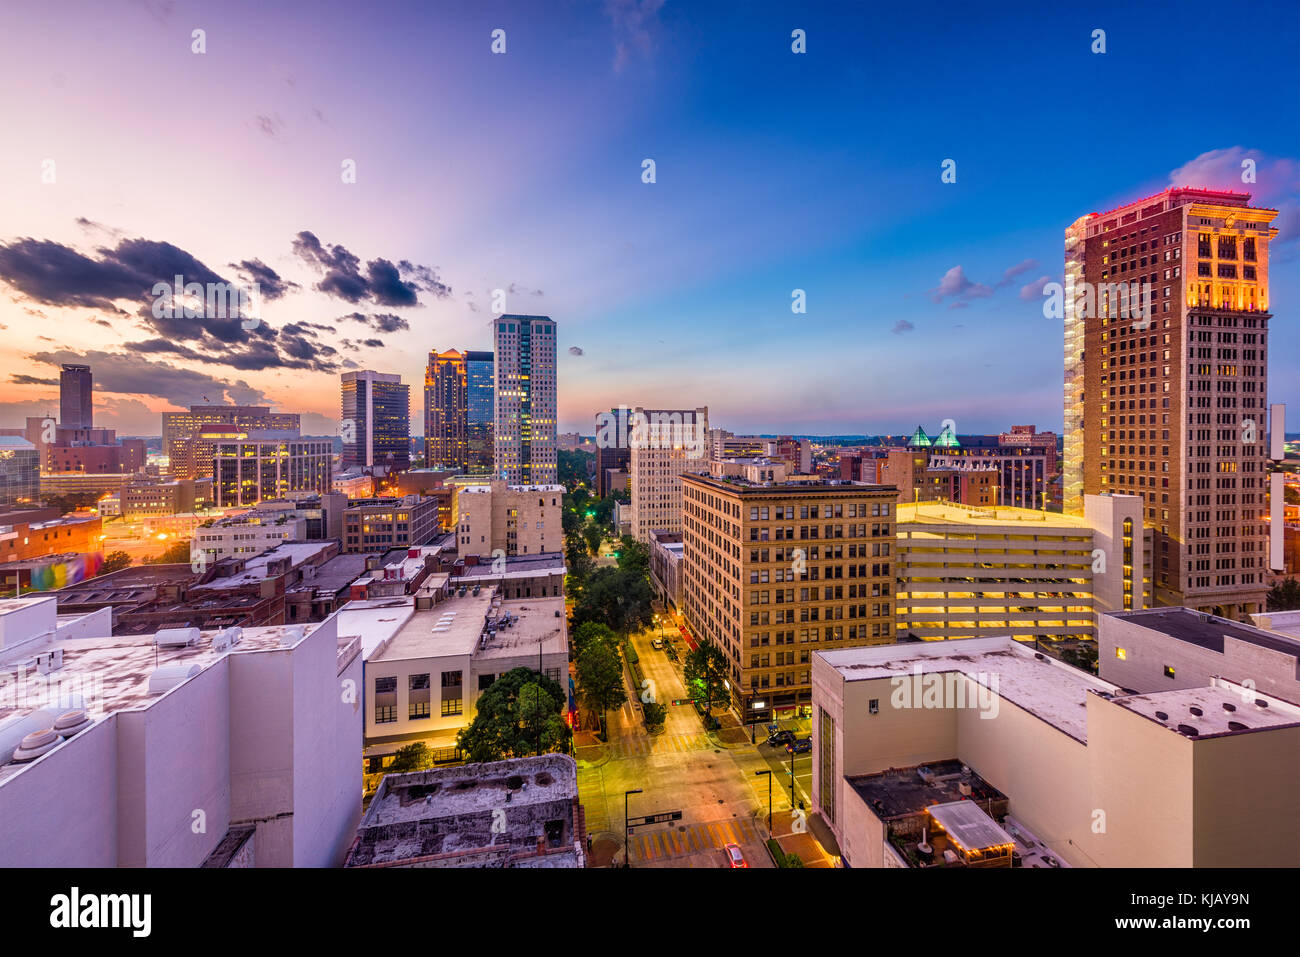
724, 843, 747, 868
786, 737, 812, 755
766, 729, 795, 748
651, 638, 664, 650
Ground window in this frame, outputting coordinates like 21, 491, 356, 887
409, 673, 431, 719
441, 695, 462, 716
374, 676, 397, 723
868, 698, 879, 715
1115, 648, 1127, 661
1163, 665, 1175, 679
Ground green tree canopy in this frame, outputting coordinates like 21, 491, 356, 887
100, 551, 133, 574
576, 639, 627, 736
684, 640, 730, 710
582, 520, 604, 556
456, 667, 570, 763
571, 565, 653, 634
387, 742, 430, 773
572, 621, 618, 659
1268, 578, 1300, 611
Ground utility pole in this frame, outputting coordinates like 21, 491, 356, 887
624, 788, 642, 868
756, 770, 772, 837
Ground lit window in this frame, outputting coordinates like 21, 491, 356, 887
1115, 647, 1127, 660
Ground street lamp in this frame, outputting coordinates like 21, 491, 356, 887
624, 788, 642, 868
755, 770, 772, 837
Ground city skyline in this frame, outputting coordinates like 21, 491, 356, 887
0, 1, 1296, 439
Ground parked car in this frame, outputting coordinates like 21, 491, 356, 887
786, 737, 812, 755
651, 637, 664, 650
724, 843, 748, 868
766, 729, 796, 748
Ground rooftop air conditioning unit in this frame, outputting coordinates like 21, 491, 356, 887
212, 627, 242, 652
34, 649, 63, 675
148, 662, 202, 695
155, 627, 200, 649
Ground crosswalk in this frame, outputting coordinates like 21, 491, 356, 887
604, 732, 713, 759
631, 817, 759, 864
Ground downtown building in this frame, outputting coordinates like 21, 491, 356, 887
627, 406, 710, 542
1063, 187, 1279, 619
424, 349, 494, 474
455, 479, 563, 560
212, 436, 333, 507
681, 474, 900, 725
163, 405, 301, 481
342, 371, 411, 473
492, 316, 557, 485
59, 364, 93, 430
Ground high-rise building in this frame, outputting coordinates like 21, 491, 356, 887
595, 407, 632, 497
163, 405, 301, 480
212, 437, 333, 506
455, 479, 563, 559
59, 364, 92, 430
680, 474, 899, 725
425, 350, 494, 473
1064, 187, 1278, 618
341, 371, 410, 473
492, 316, 556, 485
0, 437, 40, 506
628, 407, 710, 542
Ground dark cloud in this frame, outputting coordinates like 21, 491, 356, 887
10, 374, 57, 386
891, 320, 915, 334
27, 349, 272, 408
229, 258, 300, 300
293, 231, 449, 306
568, 346, 585, 356
342, 312, 409, 334
361, 338, 383, 348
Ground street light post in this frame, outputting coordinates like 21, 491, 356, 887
624, 788, 642, 868
755, 770, 772, 837
790, 749, 797, 808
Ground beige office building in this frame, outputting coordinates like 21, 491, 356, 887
681, 474, 899, 724
813, 636, 1300, 868
455, 479, 562, 560
895, 493, 1146, 642
629, 406, 709, 542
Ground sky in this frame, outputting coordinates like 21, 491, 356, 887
0, 0, 1297, 439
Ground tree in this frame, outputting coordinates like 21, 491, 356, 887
571, 565, 653, 634
456, 667, 570, 762
576, 640, 627, 741
100, 551, 132, 574
642, 700, 667, 732
684, 640, 729, 715
144, 541, 191, 565
562, 505, 582, 537
572, 621, 618, 659
565, 535, 594, 586
615, 536, 650, 577
582, 520, 604, 556
1268, 578, 1300, 611
558, 449, 594, 491
387, 742, 430, 773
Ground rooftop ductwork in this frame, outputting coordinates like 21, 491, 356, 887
12, 728, 60, 763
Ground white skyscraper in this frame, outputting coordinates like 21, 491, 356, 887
492, 315, 557, 484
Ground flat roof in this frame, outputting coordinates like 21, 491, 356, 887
192, 542, 332, 588
682, 474, 898, 495
458, 554, 565, 579
477, 598, 567, 660
819, 636, 1119, 742
1109, 678, 1300, 738
372, 591, 495, 661
330, 597, 417, 659
1112, 607, 1300, 658
847, 760, 1005, 819
896, 501, 1092, 529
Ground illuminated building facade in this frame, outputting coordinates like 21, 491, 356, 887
492, 316, 556, 485
425, 349, 494, 474
163, 405, 301, 480
1064, 187, 1278, 619
342, 371, 410, 473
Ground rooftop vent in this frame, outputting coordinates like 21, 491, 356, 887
155, 627, 200, 649
212, 627, 242, 652
12, 729, 60, 763
53, 709, 92, 737
1189, 706, 1203, 717
148, 662, 202, 695
1228, 720, 1248, 732
33, 649, 63, 675
1222, 702, 1237, 712
1154, 711, 1169, 721
1255, 699, 1269, 709
1176, 724, 1199, 736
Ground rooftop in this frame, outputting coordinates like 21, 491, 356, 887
191, 542, 333, 589
896, 501, 1093, 528
683, 473, 898, 496
1109, 678, 1300, 738
848, 760, 1005, 819
819, 636, 1119, 742
1112, 607, 1300, 658
457, 553, 565, 580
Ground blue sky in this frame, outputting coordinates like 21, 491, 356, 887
0, 0, 1296, 436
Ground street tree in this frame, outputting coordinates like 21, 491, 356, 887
1268, 578, 1300, 611
576, 640, 627, 740
684, 639, 729, 715
100, 551, 132, 574
582, 520, 604, 556
456, 667, 570, 762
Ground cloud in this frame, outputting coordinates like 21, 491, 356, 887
929, 265, 992, 307
568, 345, 585, 356
255, 114, 284, 137
1169, 147, 1300, 244
606, 0, 666, 72
10, 374, 58, 386
1019, 275, 1054, 300
293, 231, 451, 306
891, 320, 915, 334
341, 312, 410, 334
26, 349, 273, 408
995, 258, 1039, 288
229, 258, 300, 300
